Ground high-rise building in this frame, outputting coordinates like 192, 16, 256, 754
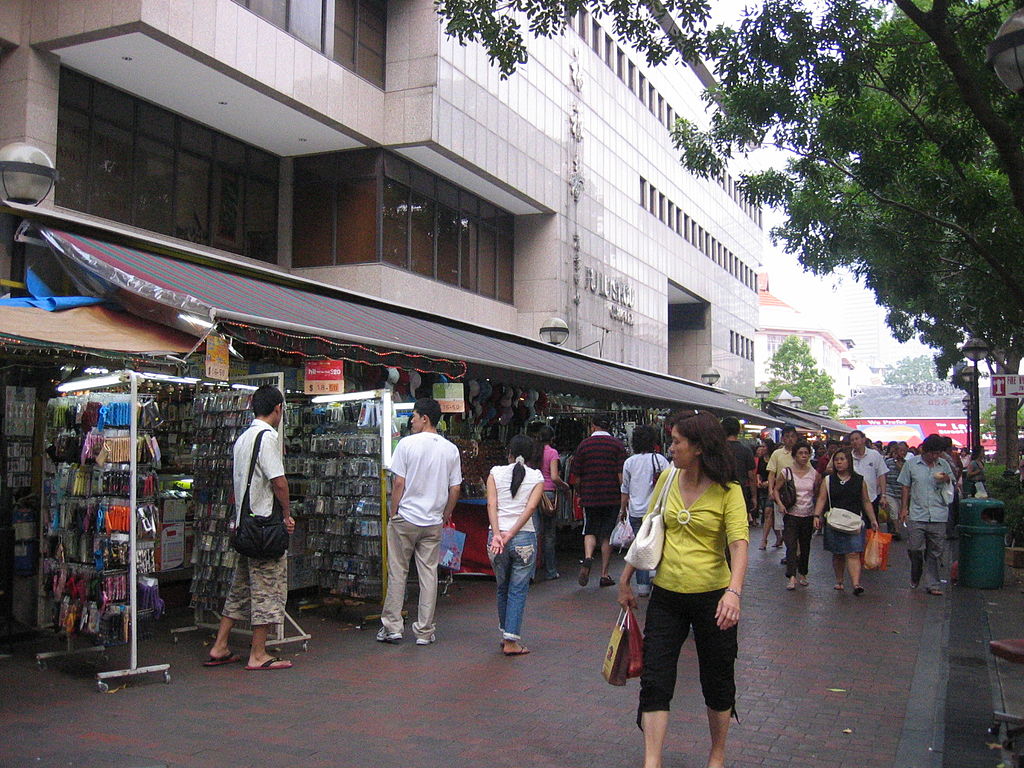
0, 0, 761, 390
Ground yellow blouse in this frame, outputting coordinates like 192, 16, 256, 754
647, 471, 748, 594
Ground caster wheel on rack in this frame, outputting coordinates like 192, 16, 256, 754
163, 671, 171, 684
37, 661, 47, 671
171, 635, 178, 644
301, 642, 309, 653
96, 681, 109, 693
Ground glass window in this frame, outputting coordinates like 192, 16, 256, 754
133, 137, 175, 236
381, 177, 409, 267
246, 0, 287, 27
496, 229, 513, 304
93, 83, 134, 129
627, 61, 635, 92
334, 177, 376, 264
55, 108, 90, 213
356, 0, 386, 87
292, 177, 334, 267
333, 0, 356, 65
288, 0, 324, 48
216, 135, 247, 171
409, 192, 435, 277
59, 68, 91, 112
211, 165, 245, 252
244, 176, 278, 262
435, 203, 459, 285
638, 73, 646, 107
138, 102, 175, 142
90, 120, 133, 223
180, 122, 213, 156
175, 151, 210, 245
248, 146, 280, 179
459, 215, 477, 291
477, 224, 496, 299
591, 21, 601, 55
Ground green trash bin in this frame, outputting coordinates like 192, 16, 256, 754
959, 498, 1005, 526
958, 523, 1007, 589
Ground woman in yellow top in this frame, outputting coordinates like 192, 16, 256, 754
619, 411, 749, 768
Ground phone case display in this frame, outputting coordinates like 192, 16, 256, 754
302, 402, 384, 599
6, 387, 37, 574
39, 394, 162, 647
156, 394, 194, 472
188, 390, 251, 613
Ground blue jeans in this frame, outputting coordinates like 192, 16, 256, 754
628, 516, 651, 586
488, 530, 536, 641
532, 492, 559, 578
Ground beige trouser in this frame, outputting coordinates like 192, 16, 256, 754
381, 516, 443, 639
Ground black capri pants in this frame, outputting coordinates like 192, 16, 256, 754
638, 585, 737, 722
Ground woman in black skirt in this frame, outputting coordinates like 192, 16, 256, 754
813, 446, 879, 595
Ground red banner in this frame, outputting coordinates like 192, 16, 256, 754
841, 418, 968, 448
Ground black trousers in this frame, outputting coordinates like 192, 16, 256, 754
783, 514, 815, 577
638, 585, 737, 720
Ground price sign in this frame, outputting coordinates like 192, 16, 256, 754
433, 382, 465, 413
304, 360, 345, 395
205, 333, 229, 381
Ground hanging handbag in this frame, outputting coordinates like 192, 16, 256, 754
824, 475, 864, 534
602, 607, 644, 685
539, 491, 557, 517
624, 467, 677, 571
610, 517, 635, 549
778, 466, 798, 510
231, 429, 289, 560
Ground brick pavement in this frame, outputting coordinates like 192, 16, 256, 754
0, 534, 944, 768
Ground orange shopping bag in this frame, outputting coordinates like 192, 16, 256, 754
863, 529, 892, 570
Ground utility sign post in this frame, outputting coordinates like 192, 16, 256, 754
990, 374, 1024, 398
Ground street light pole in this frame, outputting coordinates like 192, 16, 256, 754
962, 337, 989, 454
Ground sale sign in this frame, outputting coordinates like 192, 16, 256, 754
304, 360, 345, 395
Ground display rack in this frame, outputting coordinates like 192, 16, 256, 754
173, 373, 310, 650
35, 371, 171, 692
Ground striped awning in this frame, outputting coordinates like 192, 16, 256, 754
32, 224, 778, 422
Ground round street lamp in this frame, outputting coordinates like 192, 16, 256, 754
962, 394, 971, 408
791, 396, 804, 409
961, 337, 987, 454
988, 9, 1024, 95
962, 336, 989, 362
755, 384, 770, 410
539, 317, 569, 346
818, 405, 830, 416
0, 142, 58, 205
700, 367, 721, 387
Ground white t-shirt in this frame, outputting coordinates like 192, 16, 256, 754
853, 448, 887, 501
233, 420, 285, 524
390, 431, 462, 526
620, 452, 670, 517
489, 462, 542, 532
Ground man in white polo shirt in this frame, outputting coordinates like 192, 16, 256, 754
378, 397, 462, 646
850, 430, 887, 521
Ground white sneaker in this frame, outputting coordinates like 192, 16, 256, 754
376, 627, 402, 644
415, 634, 436, 646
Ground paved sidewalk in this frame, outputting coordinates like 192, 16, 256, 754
0, 534, 954, 768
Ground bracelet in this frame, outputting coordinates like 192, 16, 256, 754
725, 587, 741, 599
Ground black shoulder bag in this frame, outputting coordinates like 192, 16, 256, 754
231, 429, 289, 560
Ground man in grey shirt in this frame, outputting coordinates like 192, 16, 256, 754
898, 434, 953, 596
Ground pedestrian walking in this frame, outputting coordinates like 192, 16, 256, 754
571, 414, 627, 587
850, 430, 887, 528
205, 385, 296, 671
378, 397, 462, 646
761, 426, 797, 550
619, 425, 670, 596
486, 434, 544, 657
963, 447, 985, 498
753, 442, 771, 527
618, 411, 748, 768
883, 442, 908, 539
528, 423, 568, 580
773, 440, 820, 590
814, 446, 878, 595
898, 434, 954, 596
722, 416, 756, 525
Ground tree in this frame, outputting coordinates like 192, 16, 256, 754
883, 356, 940, 387
761, 336, 838, 416
429, 0, 1024, 468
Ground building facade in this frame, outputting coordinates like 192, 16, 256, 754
0, 0, 761, 392
756, 274, 855, 400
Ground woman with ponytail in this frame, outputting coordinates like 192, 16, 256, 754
487, 433, 545, 656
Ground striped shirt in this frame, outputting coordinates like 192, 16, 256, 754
572, 432, 627, 506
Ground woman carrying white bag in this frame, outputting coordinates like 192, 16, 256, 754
618, 412, 748, 768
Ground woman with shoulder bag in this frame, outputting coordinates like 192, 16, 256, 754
619, 425, 670, 597
813, 446, 879, 595
530, 424, 568, 580
773, 440, 820, 591
618, 412, 748, 768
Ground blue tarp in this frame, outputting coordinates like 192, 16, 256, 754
0, 267, 104, 311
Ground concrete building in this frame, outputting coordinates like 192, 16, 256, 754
756, 274, 855, 399
0, 0, 761, 391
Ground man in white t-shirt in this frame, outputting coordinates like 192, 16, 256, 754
206, 385, 295, 671
850, 430, 887, 518
378, 397, 462, 646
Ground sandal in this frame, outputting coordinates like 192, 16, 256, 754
245, 657, 293, 671
202, 652, 239, 667
833, 583, 844, 591
503, 645, 531, 656
853, 585, 865, 596
578, 558, 593, 587
798, 577, 809, 586
599, 575, 615, 587
926, 587, 944, 596
758, 545, 767, 551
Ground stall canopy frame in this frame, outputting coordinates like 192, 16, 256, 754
28, 224, 779, 425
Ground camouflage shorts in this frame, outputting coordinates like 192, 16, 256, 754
221, 554, 287, 626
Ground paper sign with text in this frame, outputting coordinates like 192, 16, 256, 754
432, 382, 465, 413
205, 333, 229, 381
304, 360, 345, 395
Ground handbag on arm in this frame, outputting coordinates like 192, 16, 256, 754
231, 429, 289, 560
624, 467, 678, 571
824, 474, 864, 534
